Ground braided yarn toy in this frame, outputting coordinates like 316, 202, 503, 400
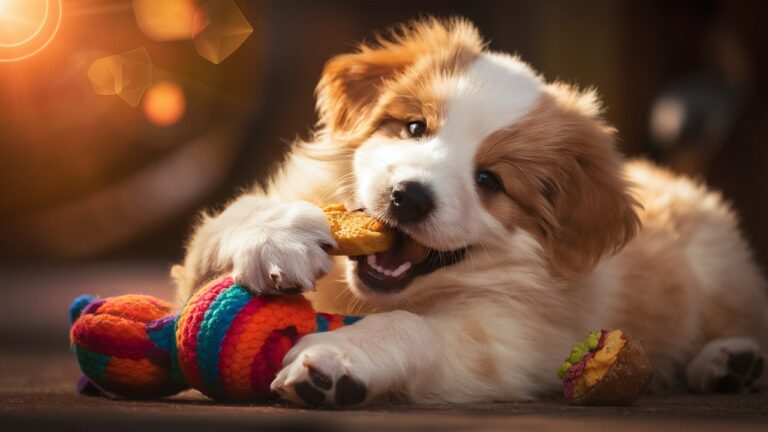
69, 275, 361, 401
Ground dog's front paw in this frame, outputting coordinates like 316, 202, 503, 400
212, 199, 336, 295
270, 334, 371, 407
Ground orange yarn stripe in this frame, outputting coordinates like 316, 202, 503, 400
220, 297, 317, 399
106, 357, 168, 387
96, 295, 173, 323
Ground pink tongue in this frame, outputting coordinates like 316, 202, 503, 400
375, 247, 407, 270
373, 236, 429, 270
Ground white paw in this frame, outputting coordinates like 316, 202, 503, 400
212, 198, 336, 294
270, 333, 371, 407
686, 337, 764, 393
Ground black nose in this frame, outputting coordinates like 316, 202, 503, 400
389, 181, 435, 223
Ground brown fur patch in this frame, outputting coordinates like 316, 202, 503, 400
463, 320, 496, 380
474, 86, 640, 277
315, 17, 483, 146
463, 320, 489, 344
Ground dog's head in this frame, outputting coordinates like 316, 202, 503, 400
317, 18, 639, 302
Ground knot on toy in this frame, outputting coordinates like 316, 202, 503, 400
69, 275, 361, 401
69, 294, 95, 325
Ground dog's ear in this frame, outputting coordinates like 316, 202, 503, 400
536, 84, 640, 277
315, 17, 483, 143
316, 47, 411, 137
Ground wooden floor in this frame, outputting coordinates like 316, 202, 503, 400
1, 262, 766, 431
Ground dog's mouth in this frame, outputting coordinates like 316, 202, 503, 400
351, 229, 468, 295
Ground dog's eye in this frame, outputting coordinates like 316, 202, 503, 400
406, 121, 427, 138
475, 170, 502, 192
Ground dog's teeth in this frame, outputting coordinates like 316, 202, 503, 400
370, 261, 387, 275
391, 262, 412, 277
366, 255, 412, 278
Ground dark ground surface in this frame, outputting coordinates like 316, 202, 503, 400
1, 262, 766, 431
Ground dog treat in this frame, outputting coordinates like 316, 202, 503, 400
323, 204, 394, 256
558, 329, 653, 406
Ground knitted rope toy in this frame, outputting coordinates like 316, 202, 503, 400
69, 274, 362, 401
68, 204, 391, 401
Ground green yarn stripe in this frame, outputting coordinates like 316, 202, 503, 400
74, 346, 110, 384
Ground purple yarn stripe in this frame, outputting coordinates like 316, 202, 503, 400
82, 299, 106, 315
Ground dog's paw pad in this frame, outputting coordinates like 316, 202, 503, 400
727, 352, 756, 375
271, 345, 370, 408
713, 349, 764, 394
287, 373, 367, 408
294, 381, 326, 405
334, 375, 367, 406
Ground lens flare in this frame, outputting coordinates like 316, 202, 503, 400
193, 0, 253, 64
0, 0, 62, 62
132, 0, 198, 41
88, 48, 153, 107
143, 82, 187, 126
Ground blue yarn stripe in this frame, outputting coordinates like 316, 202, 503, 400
168, 318, 183, 384
146, 315, 187, 386
196, 284, 252, 398
147, 317, 176, 353
342, 315, 362, 326
69, 294, 95, 324
74, 346, 109, 383
315, 315, 329, 332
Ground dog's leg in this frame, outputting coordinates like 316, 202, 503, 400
175, 196, 336, 302
686, 337, 765, 393
271, 310, 447, 407
173, 138, 347, 303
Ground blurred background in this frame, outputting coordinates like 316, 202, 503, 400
1, 0, 768, 350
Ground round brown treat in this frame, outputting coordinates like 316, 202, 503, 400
570, 338, 654, 406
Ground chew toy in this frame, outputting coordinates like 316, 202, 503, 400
558, 329, 653, 406
70, 275, 362, 401
69, 205, 391, 401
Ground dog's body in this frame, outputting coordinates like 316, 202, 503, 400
174, 19, 768, 405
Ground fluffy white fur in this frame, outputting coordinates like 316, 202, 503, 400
175, 19, 768, 406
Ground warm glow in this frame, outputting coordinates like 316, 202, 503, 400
132, 0, 198, 41
143, 82, 187, 127
0, 0, 62, 62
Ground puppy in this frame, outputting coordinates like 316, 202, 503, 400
173, 18, 768, 406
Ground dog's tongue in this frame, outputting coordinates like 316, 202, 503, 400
375, 236, 429, 269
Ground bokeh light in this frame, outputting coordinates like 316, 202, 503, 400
143, 81, 187, 127
193, 0, 253, 64
0, 0, 62, 62
87, 47, 153, 107
132, 0, 198, 41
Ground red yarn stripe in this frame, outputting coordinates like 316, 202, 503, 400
71, 314, 154, 360
326, 314, 346, 331
176, 276, 233, 391
217, 297, 267, 399
250, 328, 297, 397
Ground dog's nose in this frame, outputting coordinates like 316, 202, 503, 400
390, 181, 435, 223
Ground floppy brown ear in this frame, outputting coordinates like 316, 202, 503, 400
315, 17, 483, 143
316, 48, 411, 138
535, 84, 640, 277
